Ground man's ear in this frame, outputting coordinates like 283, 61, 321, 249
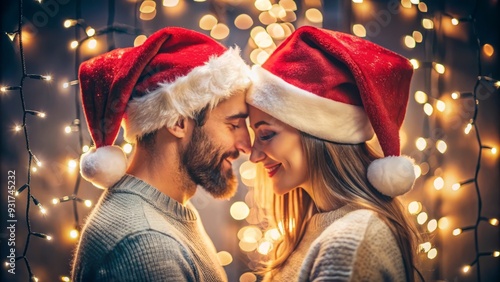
167, 117, 191, 138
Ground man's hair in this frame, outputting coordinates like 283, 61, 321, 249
136, 106, 209, 153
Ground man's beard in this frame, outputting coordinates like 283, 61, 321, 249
181, 126, 239, 199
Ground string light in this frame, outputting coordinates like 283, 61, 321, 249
481, 146, 497, 155
452, 179, 475, 191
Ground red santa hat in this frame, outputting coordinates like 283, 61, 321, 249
79, 27, 250, 189
247, 26, 415, 197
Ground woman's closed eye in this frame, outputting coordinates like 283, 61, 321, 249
259, 131, 276, 141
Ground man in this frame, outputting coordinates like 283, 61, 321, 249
71, 27, 251, 281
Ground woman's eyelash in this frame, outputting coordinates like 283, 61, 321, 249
259, 132, 275, 140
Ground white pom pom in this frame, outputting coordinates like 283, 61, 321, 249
80, 145, 127, 189
367, 155, 416, 197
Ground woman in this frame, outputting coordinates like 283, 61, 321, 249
246, 26, 421, 281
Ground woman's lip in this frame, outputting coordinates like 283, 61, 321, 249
265, 164, 281, 177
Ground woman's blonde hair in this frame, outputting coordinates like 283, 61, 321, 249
255, 132, 420, 281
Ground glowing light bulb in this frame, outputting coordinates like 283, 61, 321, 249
70, 229, 79, 239
416, 137, 427, 151
412, 31, 423, 43
423, 102, 434, 115
255, 0, 272, 11
404, 35, 416, 48
438, 217, 450, 230
65, 126, 72, 134
418, 2, 427, 12
216, 251, 233, 266
436, 140, 447, 153
482, 44, 494, 57
305, 8, 323, 23
87, 38, 97, 49
14, 125, 22, 132
230, 201, 250, 220
123, 143, 133, 154
414, 90, 428, 104
408, 201, 422, 215
436, 100, 446, 112
85, 27, 95, 37
419, 242, 431, 253
434, 177, 444, 190
68, 159, 77, 170
452, 228, 462, 236
434, 63, 445, 74
352, 24, 366, 37
451, 91, 460, 99
451, 18, 459, 25
410, 59, 419, 69
462, 265, 470, 273
82, 145, 90, 153
464, 123, 473, 134
234, 14, 253, 30
210, 23, 230, 40
452, 182, 461, 191
491, 147, 497, 154
46, 235, 53, 241
84, 200, 92, 208
489, 218, 499, 226
427, 219, 437, 232
352, 0, 363, 3
63, 82, 69, 88
70, 40, 79, 49
422, 18, 434, 29
257, 241, 273, 255
32, 167, 38, 172
417, 212, 428, 225
163, 0, 179, 7
493, 251, 500, 257
414, 165, 421, 178
427, 248, 437, 259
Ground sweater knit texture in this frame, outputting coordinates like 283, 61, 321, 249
71, 174, 227, 282
268, 206, 406, 282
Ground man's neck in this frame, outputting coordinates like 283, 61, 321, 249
126, 146, 197, 205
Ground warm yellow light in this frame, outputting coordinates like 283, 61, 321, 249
264, 228, 281, 241
1, 86, 7, 92
422, 18, 434, 29
416, 137, 427, 151
40, 207, 47, 214
269, 4, 286, 18
452, 228, 462, 236
489, 218, 499, 226
84, 200, 92, 208
62, 82, 69, 88
434, 63, 445, 74
52, 198, 59, 205
491, 147, 497, 154
414, 165, 422, 178
68, 159, 78, 170
305, 8, 323, 23
32, 167, 38, 172
352, 24, 366, 37
279, 10, 297, 22
211, 23, 230, 40
464, 123, 473, 134
255, 0, 272, 11
258, 11, 277, 25
254, 31, 273, 48
408, 59, 419, 69
239, 272, 257, 282
87, 38, 97, 49
436, 140, 447, 153
123, 143, 133, 154
70, 40, 79, 49
462, 265, 471, 273
427, 219, 438, 232
427, 248, 437, 259
451, 91, 460, 99
451, 18, 459, 25
63, 19, 72, 28
140, 0, 156, 13
15, 125, 22, 132
86, 27, 95, 37
70, 229, 79, 239
163, 0, 179, 7
418, 2, 428, 12
404, 35, 416, 48
436, 100, 446, 112
61, 276, 71, 282
239, 240, 258, 252
267, 23, 285, 39
140, 10, 156, 21
410, 0, 420, 4
230, 201, 250, 220
483, 44, 495, 57
33, 276, 39, 282
64, 126, 72, 134
452, 182, 461, 191
257, 241, 273, 255
216, 251, 233, 266
423, 103, 433, 116
438, 217, 450, 230
239, 161, 257, 186
414, 90, 428, 104
493, 251, 500, 257
134, 35, 147, 47
353, 0, 363, 3
419, 242, 431, 253
417, 212, 428, 225
408, 201, 422, 215
401, 0, 412, 9
234, 14, 253, 30
434, 177, 444, 190
46, 235, 53, 241
412, 31, 423, 43
280, 0, 297, 11
82, 145, 90, 153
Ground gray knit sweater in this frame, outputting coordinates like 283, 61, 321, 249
71, 175, 227, 282
267, 206, 406, 282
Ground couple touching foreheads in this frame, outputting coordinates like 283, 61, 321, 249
72, 26, 421, 282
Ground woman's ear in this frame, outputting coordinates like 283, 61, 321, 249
167, 117, 192, 138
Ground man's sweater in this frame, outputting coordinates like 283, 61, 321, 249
267, 206, 406, 282
71, 174, 227, 282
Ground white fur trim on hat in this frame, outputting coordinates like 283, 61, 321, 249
367, 155, 415, 197
123, 47, 251, 143
80, 145, 127, 189
246, 65, 374, 143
